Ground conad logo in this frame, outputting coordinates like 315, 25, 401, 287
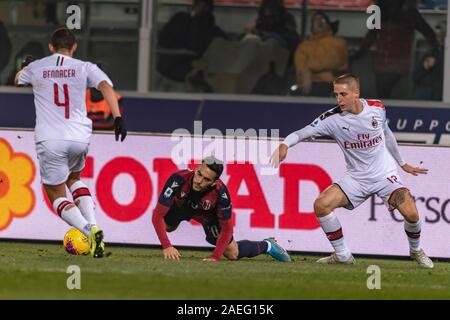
42, 157, 332, 230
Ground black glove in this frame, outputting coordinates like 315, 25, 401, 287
21, 55, 36, 69
114, 116, 127, 142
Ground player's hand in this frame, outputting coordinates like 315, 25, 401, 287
269, 144, 288, 168
114, 116, 127, 142
163, 246, 181, 260
202, 257, 219, 262
401, 163, 428, 176
21, 55, 36, 69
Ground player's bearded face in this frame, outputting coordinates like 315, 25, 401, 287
334, 83, 359, 112
192, 165, 217, 192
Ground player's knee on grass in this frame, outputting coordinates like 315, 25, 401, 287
224, 251, 238, 261
223, 242, 239, 261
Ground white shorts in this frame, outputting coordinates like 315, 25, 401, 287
36, 140, 89, 185
335, 173, 407, 211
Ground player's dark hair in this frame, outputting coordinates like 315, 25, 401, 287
334, 73, 360, 89
202, 156, 223, 180
50, 27, 76, 51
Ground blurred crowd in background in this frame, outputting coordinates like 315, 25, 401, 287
0, 0, 447, 101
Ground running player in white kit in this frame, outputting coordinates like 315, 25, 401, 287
15, 28, 127, 258
270, 74, 434, 268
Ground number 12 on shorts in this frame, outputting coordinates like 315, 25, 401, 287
54, 83, 70, 119
387, 175, 398, 184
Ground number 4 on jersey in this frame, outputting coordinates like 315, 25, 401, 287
53, 83, 70, 119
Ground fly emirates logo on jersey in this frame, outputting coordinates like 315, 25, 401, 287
344, 133, 383, 150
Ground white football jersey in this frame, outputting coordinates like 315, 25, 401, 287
17, 53, 113, 143
285, 99, 400, 181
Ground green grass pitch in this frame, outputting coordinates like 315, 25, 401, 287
0, 242, 449, 299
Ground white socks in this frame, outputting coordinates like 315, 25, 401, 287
69, 181, 97, 225
53, 197, 90, 237
404, 220, 421, 251
264, 240, 272, 253
318, 212, 352, 261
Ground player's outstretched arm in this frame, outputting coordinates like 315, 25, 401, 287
270, 130, 306, 168
153, 173, 186, 259
98, 80, 127, 141
270, 117, 328, 168
384, 122, 406, 166
208, 220, 233, 262
152, 203, 178, 259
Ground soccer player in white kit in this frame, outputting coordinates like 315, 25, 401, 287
270, 74, 434, 268
15, 28, 127, 258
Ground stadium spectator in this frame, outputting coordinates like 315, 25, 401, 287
0, 19, 12, 82
156, 0, 227, 92
189, 36, 289, 94
293, 11, 348, 96
271, 74, 434, 269
248, 0, 299, 57
352, 0, 438, 99
412, 20, 445, 101
15, 28, 127, 258
252, 61, 286, 95
152, 156, 292, 262
412, 49, 443, 100
191, 0, 297, 95
44, 2, 59, 25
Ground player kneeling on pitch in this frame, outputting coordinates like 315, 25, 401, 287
271, 73, 433, 268
15, 28, 127, 258
152, 156, 291, 262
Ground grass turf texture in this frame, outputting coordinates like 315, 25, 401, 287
0, 242, 449, 299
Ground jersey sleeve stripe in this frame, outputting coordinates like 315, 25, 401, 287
366, 99, 385, 109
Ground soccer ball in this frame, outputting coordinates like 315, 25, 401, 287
63, 228, 89, 255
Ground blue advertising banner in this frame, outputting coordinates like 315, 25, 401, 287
1, 92, 449, 144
